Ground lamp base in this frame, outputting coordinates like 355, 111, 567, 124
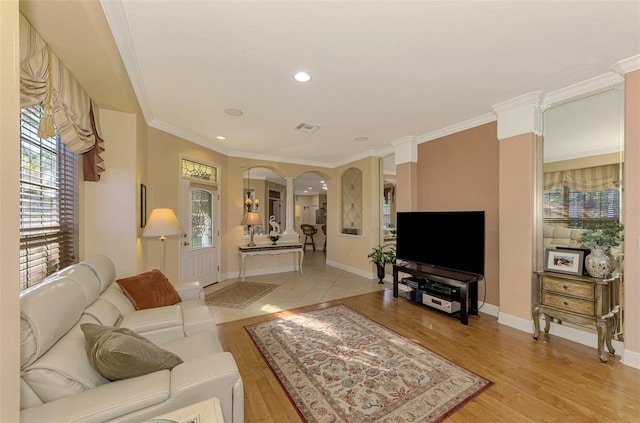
247, 240, 256, 247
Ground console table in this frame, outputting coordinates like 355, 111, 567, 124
238, 243, 304, 281
393, 263, 479, 325
532, 271, 620, 363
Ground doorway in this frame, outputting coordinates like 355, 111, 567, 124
180, 180, 219, 286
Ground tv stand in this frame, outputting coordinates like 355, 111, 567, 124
393, 262, 480, 325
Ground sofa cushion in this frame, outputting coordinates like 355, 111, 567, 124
80, 255, 116, 292
20, 277, 87, 368
21, 318, 109, 404
116, 270, 181, 310
81, 323, 183, 381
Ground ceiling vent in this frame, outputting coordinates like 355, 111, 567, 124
295, 123, 320, 133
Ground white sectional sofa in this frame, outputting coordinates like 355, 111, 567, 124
543, 226, 588, 249
20, 255, 244, 423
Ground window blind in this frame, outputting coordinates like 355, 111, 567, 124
19, 105, 78, 291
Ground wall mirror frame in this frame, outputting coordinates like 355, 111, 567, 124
539, 84, 625, 340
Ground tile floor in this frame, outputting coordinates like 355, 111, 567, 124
204, 250, 389, 323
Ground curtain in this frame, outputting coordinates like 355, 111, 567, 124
19, 14, 105, 181
544, 164, 620, 193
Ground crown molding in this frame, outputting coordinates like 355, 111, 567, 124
416, 113, 497, 144
100, 0, 154, 125
149, 119, 233, 156
611, 54, 640, 75
542, 72, 624, 109
228, 150, 333, 168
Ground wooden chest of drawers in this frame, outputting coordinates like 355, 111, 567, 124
532, 271, 620, 363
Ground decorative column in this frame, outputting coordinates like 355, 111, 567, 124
392, 136, 418, 212
283, 176, 296, 235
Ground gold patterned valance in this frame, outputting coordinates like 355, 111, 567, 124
544, 163, 620, 193
19, 14, 105, 181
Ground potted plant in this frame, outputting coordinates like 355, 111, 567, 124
578, 223, 624, 278
368, 244, 396, 284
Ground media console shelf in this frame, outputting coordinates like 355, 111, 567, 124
393, 263, 480, 325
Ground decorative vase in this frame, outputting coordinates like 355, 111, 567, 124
270, 237, 279, 245
376, 263, 385, 284
584, 247, 615, 278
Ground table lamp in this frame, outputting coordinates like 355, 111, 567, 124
241, 211, 262, 247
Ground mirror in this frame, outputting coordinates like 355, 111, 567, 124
382, 154, 397, 246
242, 167, 286, 236
542, 86, 624, 338
383, 154, 397, 244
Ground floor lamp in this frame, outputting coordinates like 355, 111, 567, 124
142, 208, 185, 273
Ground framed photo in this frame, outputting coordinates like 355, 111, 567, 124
556, 247, 590, 275
140, 184, 147, 228
544, 248, 585, 276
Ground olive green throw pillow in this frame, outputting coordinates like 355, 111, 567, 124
81, 323, 183, 381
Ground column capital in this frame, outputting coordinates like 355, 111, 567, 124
392, 136, 417, 165
492, 91, 543, 140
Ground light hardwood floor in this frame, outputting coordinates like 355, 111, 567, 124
215, 252, 640, 422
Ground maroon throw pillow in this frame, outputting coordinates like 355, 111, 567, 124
116, 269, 181, 310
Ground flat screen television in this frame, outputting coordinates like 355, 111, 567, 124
395, 211, 485, 276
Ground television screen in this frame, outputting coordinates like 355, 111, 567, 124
395, 211, 485, 276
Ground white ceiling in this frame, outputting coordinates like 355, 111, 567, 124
21, 1, 640, 170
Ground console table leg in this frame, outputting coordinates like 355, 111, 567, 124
532, 306, 540, 339
240, 255, 247, 282
596, 320, 608, 363
299, 250, 304, 275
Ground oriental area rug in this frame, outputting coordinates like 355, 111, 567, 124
205, 282, 278, 309
246, 305, 492, 422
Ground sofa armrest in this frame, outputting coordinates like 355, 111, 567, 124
174, 281, 204, 301
170, 352, 244, 423
20, 371, 170, 423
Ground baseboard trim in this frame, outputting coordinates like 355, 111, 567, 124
220, 265, 298, 282
622, 349, 640, 369
477, 302, 499, 317
325, 260, 373, 280
498, 311, 631, 366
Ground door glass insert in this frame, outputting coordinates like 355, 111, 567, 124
191, 189, 212, 248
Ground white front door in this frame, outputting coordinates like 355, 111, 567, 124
180, 182, 219, 286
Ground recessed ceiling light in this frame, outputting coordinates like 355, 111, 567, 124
354, 136, 368, 142
215, 135, 227, 140
320, 180, 325, 183
224, 108, 244, 116
294, 71, 311, 82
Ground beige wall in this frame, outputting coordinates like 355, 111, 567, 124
136, 109, 148, 273
0, 2, 20, 421
83, 109, 138, 277
623, 70, 640, 361
326, 156, 381, 277
498, 133, 537, 321
146, 128, 229, 282
415, 122, 500, 306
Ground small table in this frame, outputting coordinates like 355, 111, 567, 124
532, 271, 620, 363
238, 243, 304, 281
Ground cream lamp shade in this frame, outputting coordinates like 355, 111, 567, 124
142, 208, 185, 240
240, 211, 262, 226
142, 208, 185, 273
